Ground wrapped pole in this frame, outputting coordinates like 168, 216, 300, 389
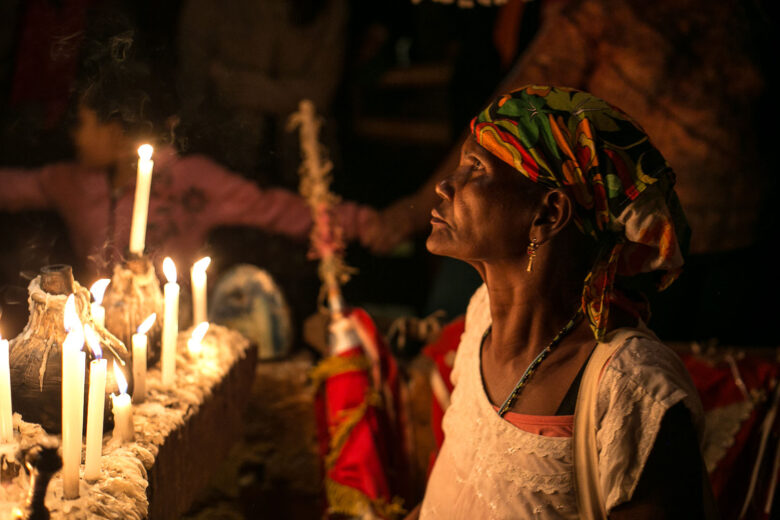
288, 100, 351, 316
289, 101, 406, 519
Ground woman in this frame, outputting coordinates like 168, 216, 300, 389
410, 87, 711, 519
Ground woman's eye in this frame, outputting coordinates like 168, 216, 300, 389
471, 157, 484, 170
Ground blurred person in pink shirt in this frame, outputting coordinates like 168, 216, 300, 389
0, 66, 377, 280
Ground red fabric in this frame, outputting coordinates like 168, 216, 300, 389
423, 318, 464, 396
681, 352, 779, 518
324, 347, 393, 501
313, 308, 406, 517
422, 318, 465, 469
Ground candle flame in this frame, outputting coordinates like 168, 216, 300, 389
162, 257, 177, 283
89, 278, 111, 305
138, 313, 157, 335
114, 363, 128, 394
63, 294, 81, 333
84, 323, 102, 359
138, 144, 153, 161
191, 321, 209, 343
192, 256, 211, 274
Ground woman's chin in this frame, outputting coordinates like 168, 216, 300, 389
426, 232, 458, 258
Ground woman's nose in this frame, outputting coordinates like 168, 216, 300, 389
435, 178, 454, 201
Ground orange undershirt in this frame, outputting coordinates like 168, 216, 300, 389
493, 406, 573, 437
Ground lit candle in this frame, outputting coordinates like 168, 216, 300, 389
187, 322, 209, 357
132, 313, 156, 403
0, 331, 13, 444
62, 295, 86, 499
111, 363, 133, 443
83, 324, 106, 482
89, 278, 110, 328
129, 144, 154, 256
191, 256, 211, 326
161, 257, 179, 387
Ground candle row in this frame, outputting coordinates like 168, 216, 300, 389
56, 290, 209, 499
125, 143, 212, 387
85, 253, 211, 400
0, 144, 216, 503
0, 305, 211, 504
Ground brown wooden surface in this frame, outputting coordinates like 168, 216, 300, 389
146, 343, 258, 520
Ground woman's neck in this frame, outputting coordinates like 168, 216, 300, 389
481, 256, 585, 365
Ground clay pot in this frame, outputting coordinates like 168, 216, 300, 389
103, 256, 164, 366
8, 265, 129, 433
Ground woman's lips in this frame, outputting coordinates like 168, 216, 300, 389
431, 210, 451, 227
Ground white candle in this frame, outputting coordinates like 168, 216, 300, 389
83, 325, 106, 482
111, 363, 133, 443
187, 322, 210, 357
129, 144, 154, 255
62, 295, 86, 499
191, 256, 211, 326
132, 313, 156, 403
161, 257, 179, 387
89, 278, 110, 328
0, 332, 13, 444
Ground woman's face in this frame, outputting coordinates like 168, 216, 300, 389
71, 104, 124, 169
426, 136, 544, 263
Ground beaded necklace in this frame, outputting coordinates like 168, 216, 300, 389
488, 309, 584, 417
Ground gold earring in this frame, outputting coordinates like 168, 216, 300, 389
526, 238, 539, 272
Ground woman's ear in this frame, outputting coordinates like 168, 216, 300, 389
531, 189, 574, 244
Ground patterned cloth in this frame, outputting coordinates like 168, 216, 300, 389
471, 86, 689, 339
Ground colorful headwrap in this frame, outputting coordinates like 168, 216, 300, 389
471, 86, 690, 339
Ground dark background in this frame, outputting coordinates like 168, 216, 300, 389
1, 0, 778, 346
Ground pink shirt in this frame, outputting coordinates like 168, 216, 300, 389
0, 147, 370, 275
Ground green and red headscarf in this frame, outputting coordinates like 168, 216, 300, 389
471, 86, 690, 339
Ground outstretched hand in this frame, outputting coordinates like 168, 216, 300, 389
359, 196, 428, 255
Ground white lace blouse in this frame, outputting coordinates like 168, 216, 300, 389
420, 284, 704, 519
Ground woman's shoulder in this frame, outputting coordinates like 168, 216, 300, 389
594, 324, 705, 511
601, 325, 700, 409
595, 323, 705, 453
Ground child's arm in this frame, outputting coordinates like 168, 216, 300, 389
0, 166, 54, 211
192, 157, 375, 242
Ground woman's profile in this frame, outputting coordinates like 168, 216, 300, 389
409, 86, 713, 519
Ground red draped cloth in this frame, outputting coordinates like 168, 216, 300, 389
312, 308, 406, 519
681, 352, 780, 519
421, 317, 465, 472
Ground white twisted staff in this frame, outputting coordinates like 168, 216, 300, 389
288, 100, 354, 313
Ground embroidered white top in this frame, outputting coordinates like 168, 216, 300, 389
419, 284, 704, 519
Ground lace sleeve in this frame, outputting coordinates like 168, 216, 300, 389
450, 284, 489, 388
594, 334, 704, 511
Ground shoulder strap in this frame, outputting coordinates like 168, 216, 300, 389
573, 328, 651, 519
